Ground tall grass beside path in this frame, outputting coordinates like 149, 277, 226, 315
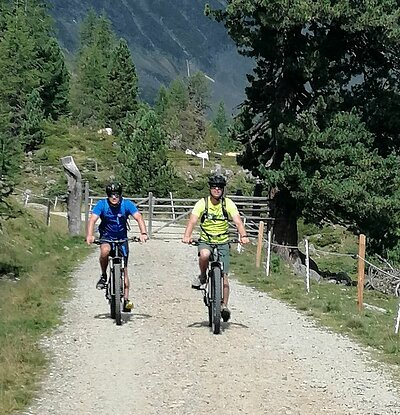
0, 205, 89, 414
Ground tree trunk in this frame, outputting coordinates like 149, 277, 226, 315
270, 187, 298, 261
60, 156, 82, 236
271, 187, 321, 278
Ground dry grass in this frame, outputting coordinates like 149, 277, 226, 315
0, 204, 89, 414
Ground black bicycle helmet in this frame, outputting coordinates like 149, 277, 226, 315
106, 182, 122, 197
208, 174, 227, 188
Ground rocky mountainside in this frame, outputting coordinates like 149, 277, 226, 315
48, 0, 253, 113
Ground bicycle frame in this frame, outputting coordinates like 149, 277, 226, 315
192, 239, 239, 334
95, 237, 140, 325
206, 245, 224, 334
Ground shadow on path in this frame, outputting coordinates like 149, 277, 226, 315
94, 312, 152, 323
187, 320, 249, 330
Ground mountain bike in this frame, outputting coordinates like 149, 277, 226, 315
94, 237, 140, 325
191, 239, 239, 334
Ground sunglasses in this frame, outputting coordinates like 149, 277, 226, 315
210, 185, 223, 189
109, 193, 120, 198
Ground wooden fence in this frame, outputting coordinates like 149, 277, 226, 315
84, 188, 271, 240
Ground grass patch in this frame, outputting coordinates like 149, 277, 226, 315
231, 241, 400, 371
0, 202, 90, 414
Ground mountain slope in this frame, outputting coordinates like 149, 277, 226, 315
48, 0, 253, 113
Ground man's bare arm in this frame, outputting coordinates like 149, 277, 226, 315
232, 213, 250, 244
182, 214, 199, 243
86, 213, 99, 244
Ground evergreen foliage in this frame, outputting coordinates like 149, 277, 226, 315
71, 13, 116, 125
20, 89, 45, 152
155, 73, 214, 151
0, 0, 69, 207
39, 37, 70, 119
78, 8, 98, 49
0, 5, 39, 137
208, 1, 400, 259
212, 101, 236, 151
154, 85, 169, 116
103, 39, 138, 131
0, 103, 21, 202
117, 105, 176, 197
188, 72, 211, 113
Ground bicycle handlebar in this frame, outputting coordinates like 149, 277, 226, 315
189, 239, 241, 246
93, 236, 142, 245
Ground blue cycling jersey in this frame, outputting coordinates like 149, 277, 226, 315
92, 198, 138, 239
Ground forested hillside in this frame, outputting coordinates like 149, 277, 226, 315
0, 1, 248, 209
2, 0, 400, 264
47, 0, 252, 112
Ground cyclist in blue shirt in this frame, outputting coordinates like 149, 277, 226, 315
86, 182, 148, 311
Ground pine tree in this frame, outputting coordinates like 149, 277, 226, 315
168, 78, 189, 110
20, 89, 44, 152
0, 102, 21, 203
212, 101, 236, 151
0, 1, 9, 36
154, 85, 169, 117
0, 1, 68, 135
118, 105, 175, 197
103, 39, 138, 131
39, 37, 70, 119
78, 8, 98, 50
0, 5, 39, 137
71, 12, 116, 125
208, 0, 400, 258
212, 101, 228, 137
188, 71, 211, 113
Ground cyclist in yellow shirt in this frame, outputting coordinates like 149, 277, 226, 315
182, 174, 250, 321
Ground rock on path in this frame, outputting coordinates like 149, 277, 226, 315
21, 239, 400, 415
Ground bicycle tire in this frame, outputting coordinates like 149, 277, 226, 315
109, 269, 116, 319
208, 302, 212, 327
114, 262, 122, 325
211, 266, 222, 334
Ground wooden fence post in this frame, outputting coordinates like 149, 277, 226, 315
60, 156, 82, 236
305, 238, 310, 293
46, 198, 51, 226
395, 300, 400, 335
84, 181, 89, 233
256, 221, 264, 268
148, 192, 154, 238
24, 190, 30, 206
265, 229, 272, 277
357, 234, 366, 311
170, 191, 176, 220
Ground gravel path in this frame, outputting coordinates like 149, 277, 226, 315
21, 237, 400, 415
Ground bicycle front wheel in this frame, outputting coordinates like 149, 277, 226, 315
113, 263, 122, 325
211, 266, 222, 334
109, 269, 116, 319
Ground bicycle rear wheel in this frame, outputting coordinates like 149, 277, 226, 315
114, 263, 122, 325
211, 266, 222, 334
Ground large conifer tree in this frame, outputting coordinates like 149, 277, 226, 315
71, 13, 116, 125
0, 5, 39, 137
118, 105, 175, 197
20, 89, 44, 152
39, 37, 70, 119
208, 1, 400, 259
103, 39, 138, 131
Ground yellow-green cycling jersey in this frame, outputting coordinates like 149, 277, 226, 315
192, 196, 239, 243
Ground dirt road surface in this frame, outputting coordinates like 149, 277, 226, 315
21, 238, 400, 415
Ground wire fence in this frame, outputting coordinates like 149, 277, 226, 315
12, 185, 400, 335
263, 229, 400, 335
13, 187, 63, 226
